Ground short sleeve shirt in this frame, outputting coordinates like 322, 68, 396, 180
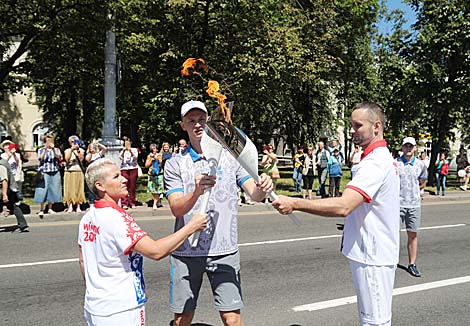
164, 145, 251, 257
0, 165, 7, 185
78, 200, 148, 316
396, 156, 428, 208
342, 140, 400, 266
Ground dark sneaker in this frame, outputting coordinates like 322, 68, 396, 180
408, 264, 421, 277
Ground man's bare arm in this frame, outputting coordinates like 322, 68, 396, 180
272, 187, 365, 217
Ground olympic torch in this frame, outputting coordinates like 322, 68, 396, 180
204, 116, 301, 226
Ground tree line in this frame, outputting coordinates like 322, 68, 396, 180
1, 0, 469, 180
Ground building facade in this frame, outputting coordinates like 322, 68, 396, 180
0, 88, 48, 165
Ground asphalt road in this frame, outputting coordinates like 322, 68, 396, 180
1, 197, 470, 326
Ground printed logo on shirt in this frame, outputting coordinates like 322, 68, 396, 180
140, 308, 145, 326
129, 252, 147, 305
83, 221, 100, 242
121, 212, 147, 244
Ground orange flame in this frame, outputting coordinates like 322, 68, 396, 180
206, 80, 232, 124
181, 58, 208, 76
181, 57, 232, 124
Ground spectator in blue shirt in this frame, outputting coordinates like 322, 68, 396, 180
327, 149, 343, 197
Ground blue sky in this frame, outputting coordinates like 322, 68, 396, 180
379, 0, 417, 34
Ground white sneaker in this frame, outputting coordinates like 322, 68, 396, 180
460, 186, 467, 191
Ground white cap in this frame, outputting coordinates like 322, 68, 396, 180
0, 139, 13, 148
181, 100, 208, 118
402, 137, 416, 146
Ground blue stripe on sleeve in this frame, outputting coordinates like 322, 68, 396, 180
166, 188, 184, 197
238, 175, 252, 187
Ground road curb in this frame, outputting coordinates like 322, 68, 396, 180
2, 191, 470, 226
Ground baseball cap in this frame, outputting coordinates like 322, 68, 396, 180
402, 137, 416, 146
181, 100, 208, 118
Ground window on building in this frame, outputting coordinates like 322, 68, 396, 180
32, 123, 50, 148
0, 122, 8, 141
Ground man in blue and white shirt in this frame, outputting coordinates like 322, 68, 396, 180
396, 137, 427, 277
164, 100, 273, 326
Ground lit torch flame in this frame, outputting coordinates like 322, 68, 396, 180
181, 58, 208, 77
181, 57, 232, 124
206, 80, 232, 124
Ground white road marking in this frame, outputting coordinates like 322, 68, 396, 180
0, 258, 78, 269
417, 223, 465, 230
239, 235, 342, 247
0, 223, 465, 269
292, 276, 470, 312
240, 223, 466, 247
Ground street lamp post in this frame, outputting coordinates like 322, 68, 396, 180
102, 28, 122, 167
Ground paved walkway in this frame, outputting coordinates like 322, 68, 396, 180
1, 190, 470, 227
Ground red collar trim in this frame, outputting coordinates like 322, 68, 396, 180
360, 139, 388, 160
94, 200, 126, 214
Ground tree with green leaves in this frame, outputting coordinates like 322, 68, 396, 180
1, 0, 110, 147
408, 0, 469, 182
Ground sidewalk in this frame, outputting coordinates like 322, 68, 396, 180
2, 190, 470, 227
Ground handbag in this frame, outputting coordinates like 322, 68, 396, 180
72, 151, 86, 174
137, 165, 143, 177
35, 170, 44, 185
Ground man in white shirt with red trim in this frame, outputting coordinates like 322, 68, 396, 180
78, 159, 207, 326
273, 101, 400, 326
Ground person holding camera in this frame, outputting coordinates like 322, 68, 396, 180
119, 136, 139, 209
85, 141, 107, 208
1, 140, 24, 205
292, 146, 305, 193
145, 143, 163, 210
34, 134, 63, 217
64, 135, 86, 213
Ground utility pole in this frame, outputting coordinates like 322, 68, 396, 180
102, 25, 122, 167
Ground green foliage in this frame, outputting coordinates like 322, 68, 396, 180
4, 0, 468, 164
374, 0, 470, 184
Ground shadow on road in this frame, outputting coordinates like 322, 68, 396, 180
169, 322, 215, 326
0, 224, 18, 232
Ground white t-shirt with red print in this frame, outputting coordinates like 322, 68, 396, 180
342, 140, 400, 266
78, 200, 148, 316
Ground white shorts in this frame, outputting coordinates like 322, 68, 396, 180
84, 305, 145, 326
349, 260, 396, 326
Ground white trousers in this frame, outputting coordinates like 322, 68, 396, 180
349, 259, 396, 326
84, 305, 145, 326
